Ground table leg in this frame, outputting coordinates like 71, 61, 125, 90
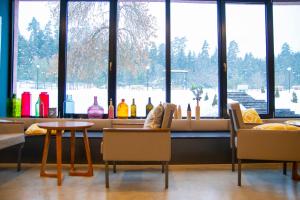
83, 128, 93, 176
70, 130, 76, 171
69, 129, 93, 177
56, 130, 63, 186
292, 162, 300, 180
40, 130, 51, 177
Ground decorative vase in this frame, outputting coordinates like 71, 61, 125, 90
108, 98, 114, 119
174, 105, 178, 119
187, 104, 192, 120
177, 105, 182, 119
87, 96, 104, 119
195, 101, 200, 120
117, 99, 128, 119
21, 92, 31, 117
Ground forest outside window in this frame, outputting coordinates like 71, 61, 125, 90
13, 0, 60, 116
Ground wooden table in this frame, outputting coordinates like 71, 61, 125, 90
284, 120, 300, 180
38, 121, 94, 186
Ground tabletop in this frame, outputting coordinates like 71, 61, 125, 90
37, 121, 94, 130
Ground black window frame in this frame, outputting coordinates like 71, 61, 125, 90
8, 0, 300, 119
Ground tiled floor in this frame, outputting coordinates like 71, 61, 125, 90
0, 163, 299, 200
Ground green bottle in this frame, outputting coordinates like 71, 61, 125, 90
12, 94, 21, 118
131, 98, 137, 118
35, 98, 40, 117
146, 97, 153, 117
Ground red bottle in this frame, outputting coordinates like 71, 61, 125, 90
21, 92, 31, 117
39, 92, 49, 117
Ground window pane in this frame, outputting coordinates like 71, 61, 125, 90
117, 0, 166, 117
171, 1, 219, 117
67, 2, 109, 114
274, 4, 300, 117
14, 1, 60, 116
226, 4, 267, 114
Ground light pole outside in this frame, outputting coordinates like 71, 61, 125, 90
287, 67, 291, 93
146, 65, 150, 91
36, 65, 40, 89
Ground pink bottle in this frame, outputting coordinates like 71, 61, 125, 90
21, 92, 31, 117
39, 92, 49, 118
87, 96, 104, 119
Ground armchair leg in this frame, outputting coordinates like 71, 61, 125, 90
232, 147, 236, 172
105, 162, 109, 188
17, 143, 24, 172
283, 162, 287, 175
165, 162, 169, 189
238, 159, 242, 186
113, 162, 116, 173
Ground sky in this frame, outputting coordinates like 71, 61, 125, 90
18, 1, 300, 58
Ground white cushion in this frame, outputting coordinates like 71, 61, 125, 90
144, 104, 164, 128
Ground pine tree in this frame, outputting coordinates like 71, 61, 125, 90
204, 93, 209, 101
291, 92, 298, 103
275, 87, 280, 98
212, 94, 217, 106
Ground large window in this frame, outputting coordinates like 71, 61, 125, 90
66, 2, 109, 114
14, 0, 60, 116
171, 1, 219, 117
12, 1, 300, 119
274, 3, 300, 117
116, 0, 166, 117
226, 4, 267, 114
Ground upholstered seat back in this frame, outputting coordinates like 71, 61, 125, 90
161, 103, 176, 129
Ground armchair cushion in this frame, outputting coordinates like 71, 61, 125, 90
253, 123, 300, 131
143, 104, 164, 128
241, 108, 263, 124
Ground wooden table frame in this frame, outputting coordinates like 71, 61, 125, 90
38, 121, 94, 186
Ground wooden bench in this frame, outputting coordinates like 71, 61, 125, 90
0, 120, 25, 171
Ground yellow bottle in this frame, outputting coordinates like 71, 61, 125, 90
117, 99, 128, 119
130, 98, 136, 118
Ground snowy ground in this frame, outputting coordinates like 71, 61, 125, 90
16, 82, 300, 117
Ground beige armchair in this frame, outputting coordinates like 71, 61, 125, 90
228, 103, 300, 186
102, 103, 176, 189
228, 103, 262, 172
0, 120, 25, 171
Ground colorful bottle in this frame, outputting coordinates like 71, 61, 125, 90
21, 92, 31, 117
174, 105, 178, 119
35, 97, 40, 117
195, 100, 200, 120
187, 103, 192, 120
131, 98, 137, 118
87, 96, 104, 118
117, 99, 128, 119
108, 98, 114, 119
146, 97, 153, 116
177, 105, 182, 119
63, 95, 75, 117
39, 92, 49, 117
12, 94, 21, 118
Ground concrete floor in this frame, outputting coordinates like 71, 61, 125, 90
0, 163, 299, 200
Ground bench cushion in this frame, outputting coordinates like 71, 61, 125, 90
0, 133, 25, 150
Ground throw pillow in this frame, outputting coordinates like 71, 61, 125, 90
241, 108, 263, 124
253, 123, 300, 130
143, 104, 164, 128
25, 123, 47, 135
